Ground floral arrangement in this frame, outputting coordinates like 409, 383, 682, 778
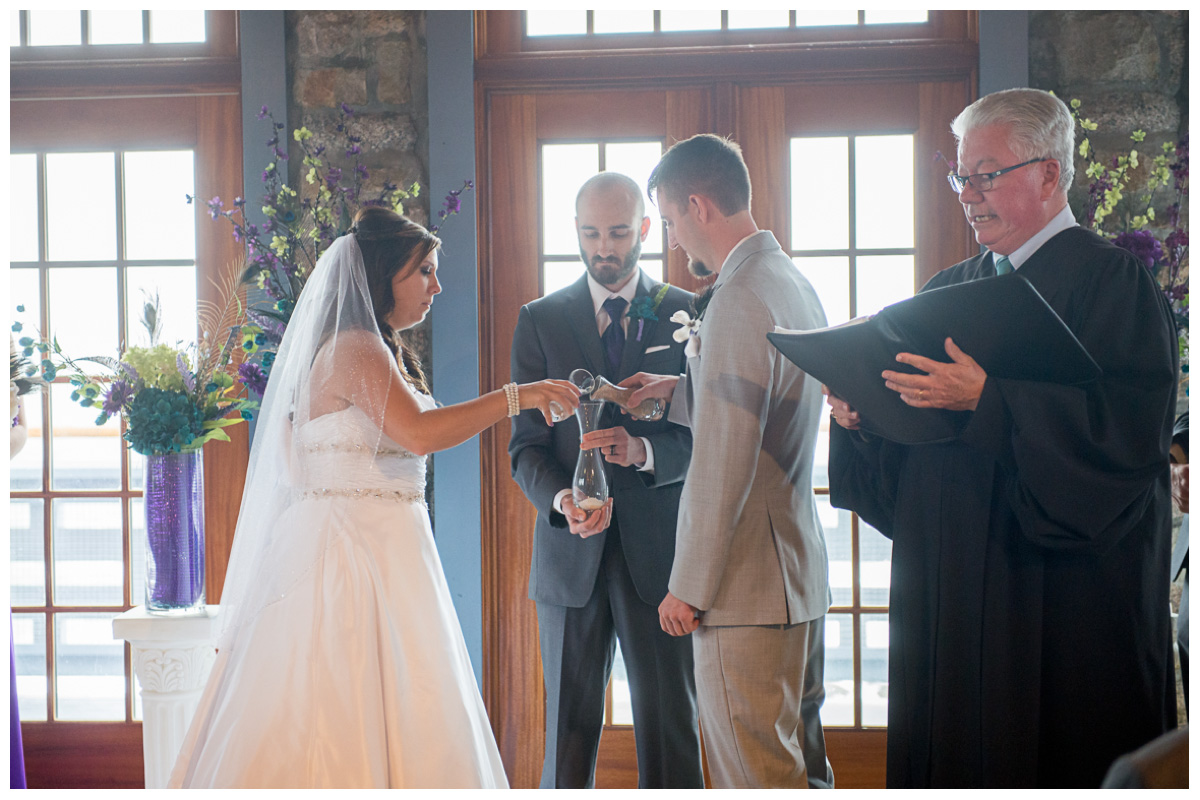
191, 103, 472, 393
10, 322, 48, 429
15, 271, 258, 456
627, 283, 671, 341
1069, 98, 1188, 368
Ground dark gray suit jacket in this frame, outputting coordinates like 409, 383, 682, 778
510, 270, 694, 608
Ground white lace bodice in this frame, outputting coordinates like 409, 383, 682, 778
294, 398, 432, 502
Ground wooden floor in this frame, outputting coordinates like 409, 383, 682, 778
595, 725, 886, 788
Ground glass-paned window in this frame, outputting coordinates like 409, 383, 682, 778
9, 145, 198, 722
790, 132, 915, 728
525, 10, 932, 38
12, 613, 47, 721
148, 10, 205, 43
659, 9, 721, 31
54, 613, 126, 720
540, 140, 664, 298
795, 10, 859, 27
864, 10, 929, 25
13, 10, 208, 47
593, 9, 654, 35
525, 10, 587, 37
89, 10, 143, 45
27, 10, 82, 47
727, 10, 790, 30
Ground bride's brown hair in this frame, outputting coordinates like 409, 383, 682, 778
351, 206, 441, 394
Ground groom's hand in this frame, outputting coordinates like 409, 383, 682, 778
659, 592, 700, 636
580, 426, 646, 468
620, 372, 679, 410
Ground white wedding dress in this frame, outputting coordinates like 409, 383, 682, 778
169, 397, 508, 788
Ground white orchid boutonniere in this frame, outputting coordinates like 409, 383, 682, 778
670, 309, 701, 343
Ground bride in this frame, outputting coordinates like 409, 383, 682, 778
169, 207, 579, 788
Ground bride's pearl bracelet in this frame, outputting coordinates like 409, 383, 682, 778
503, 382, 520, 417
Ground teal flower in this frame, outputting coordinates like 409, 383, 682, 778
123, 387, 207, 456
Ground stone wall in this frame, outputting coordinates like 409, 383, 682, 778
1030, 10, 1188, 221
283, 10, 432, 376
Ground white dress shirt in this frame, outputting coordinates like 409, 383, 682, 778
998, 203, 1078, 271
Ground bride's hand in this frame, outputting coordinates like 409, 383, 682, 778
520, 379, 581, 425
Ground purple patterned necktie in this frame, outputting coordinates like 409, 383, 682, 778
601, 296, 627, 375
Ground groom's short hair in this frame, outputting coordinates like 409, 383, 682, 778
648, 134, 751, 217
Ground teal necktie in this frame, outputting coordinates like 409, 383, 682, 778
994, 254, 1013, 275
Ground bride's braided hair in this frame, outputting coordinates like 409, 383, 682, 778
351, 206, 441, 394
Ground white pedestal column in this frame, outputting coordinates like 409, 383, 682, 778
112, 606, 221, 790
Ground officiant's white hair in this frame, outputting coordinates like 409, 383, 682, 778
951, 87, 1075, 192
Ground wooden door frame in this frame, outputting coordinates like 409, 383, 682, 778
475, 13, 977, 788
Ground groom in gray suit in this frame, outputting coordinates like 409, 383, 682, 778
509, 172, 703, 788
625, 134, 834, 788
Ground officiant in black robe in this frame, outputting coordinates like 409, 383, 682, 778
826, 88, 1178, 788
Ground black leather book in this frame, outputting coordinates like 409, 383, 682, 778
767, 273, 1100, 444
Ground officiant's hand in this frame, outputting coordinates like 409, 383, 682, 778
659, 592, 700, 636
580, 426, 646, 468
882, 337, 986, 411
562, 496, 613, 538
824, 386, 862, 430
620, 372, 679, 410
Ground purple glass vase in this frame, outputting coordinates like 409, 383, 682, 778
144, 451, 206, 614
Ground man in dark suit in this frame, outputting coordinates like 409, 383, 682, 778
509, 172, 702, 789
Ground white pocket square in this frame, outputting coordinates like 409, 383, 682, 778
644, 345, 671, 354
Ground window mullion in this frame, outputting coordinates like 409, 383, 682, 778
847, 136, 858, 318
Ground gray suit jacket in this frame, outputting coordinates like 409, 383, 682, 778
668, 230, 830, 626
511, 270, 695, 608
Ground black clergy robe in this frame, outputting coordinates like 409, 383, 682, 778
829, 227, 1178, 788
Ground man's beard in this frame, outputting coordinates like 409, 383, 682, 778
687, 256, 712, 277
582, 239, 641, 287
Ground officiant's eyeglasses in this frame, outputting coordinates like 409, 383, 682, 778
947, 158, 1049, 193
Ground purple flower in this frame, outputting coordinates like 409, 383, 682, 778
177, 353, 196, 393
206, 197, 223, 219
355, 164, 369, 180
340, 103, 355, 117
257, 105, 269, 120
1113, 230, 1166, 270
102, 380, 135, 416
1166, 229, 1188, 251
346, 144, 362, 156
237, 362, 269, 396
1171, 134, 1188, 188
443, 193, 462, 216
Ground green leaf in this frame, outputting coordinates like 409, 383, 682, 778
197, 427, 231, 445
1131, 130, 1146, 143
201, 417, 243, 431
